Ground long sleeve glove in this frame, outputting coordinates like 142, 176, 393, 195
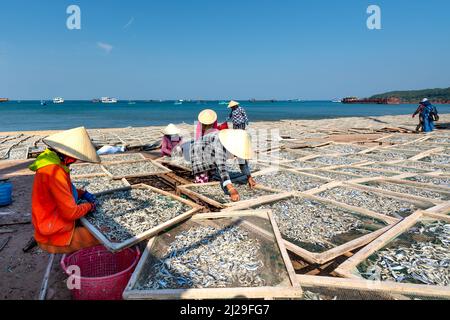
82, 191, 97, 204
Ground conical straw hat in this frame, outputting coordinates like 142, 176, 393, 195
43, 127, 100, 163
198, 109, 217, 125
162, 123, 180, 135
218, 129, 253, 160
227, 100, 240, 108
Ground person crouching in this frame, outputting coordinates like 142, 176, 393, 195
161, 124, 182, 157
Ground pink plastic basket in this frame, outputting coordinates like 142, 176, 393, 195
61, 245, 140, 300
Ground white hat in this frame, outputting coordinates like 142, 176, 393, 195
43, 127, 101, 163
228, 100, 240, 108
162, 123, 180, 135
421, 98, 429, 103
218, 129, 253, 160
198, 109, 217, 125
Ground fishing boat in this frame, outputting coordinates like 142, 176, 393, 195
53, 97, 64, 104
101, 97, 118, 104
174, 99, 183, 105
0, 98, 8, 103
128, 101, 136, 105
332, 99, 342, 103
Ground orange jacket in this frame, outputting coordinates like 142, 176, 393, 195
31, 164, 93, 246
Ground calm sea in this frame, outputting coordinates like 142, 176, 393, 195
1, 100, 449, 132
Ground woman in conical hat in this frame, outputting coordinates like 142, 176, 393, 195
161, 123, 182, 157
195, 109, 219, 140
29, 127, 100, 254
190, 129, 257, 202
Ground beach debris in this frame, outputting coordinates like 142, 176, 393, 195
255, 197, 387, 253
72, 175, 128, 194
357, 221, 450, 286
85, 188, 190, 242
404, 175, 450, 188
70, 164, 104, 176
187, 184, 275, 204
254, 170, 328, 192
136, 225, 266, 289
103, 160, 168, 178
362, 181, 450, 201
317, 187, 425, 218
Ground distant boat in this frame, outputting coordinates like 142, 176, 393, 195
53, 97, 64, 104
101, 97, 118, 104
91, 98, 100, 103
40, 100, 47, 106
128, 101, 136, 105
174, 100, 183, 105
0, 98, 8, 103
218, 101, 228, 105
332, 99, 341, 103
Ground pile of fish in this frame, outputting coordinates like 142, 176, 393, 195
307, 156, 363, 166
256, 197, 386, 252
334, 167, 397, 177
306, 170, 360, 181
358, 221, 450, 286
314, 144, 366, 155
254, 170, 327, 192
103, 160, 166, 177
72, 175, 128, 194
365, 150, 415, 161
365, 163, 428, 174
398, 160, 449, 173
273, 149, 311, 160
287, 160, 324, 169
70, 164, 104, 176
405, 175, 450, 188
137, 225, 266, 289
363, 181, 449, 201
161, 156, 192, 170
4, 147, 29, 160
86, 189, 190, 242
99, 153, 144, 163
317, 187, 422, 219
188, 184, 274, 204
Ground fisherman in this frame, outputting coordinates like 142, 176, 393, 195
190, 129, 257, 202
29, 127, 100, 254
161, 123, 182, 157
412, 98, 439, 133
195, 109, 219, 140
227, 100, 249, 130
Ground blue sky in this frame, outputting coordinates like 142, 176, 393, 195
1, 0, 449, 100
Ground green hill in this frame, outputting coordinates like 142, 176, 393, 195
370, 87, 450, 103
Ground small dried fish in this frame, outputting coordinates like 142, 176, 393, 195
100, 153, 144, 163
72, 175, 128, 194
255, 197, 387, 253
334, 167, 398, 177
188, 184, 274, 204
419, 155, 450, 166
318, 187, 425, 218
357, 221, 450, 286
86, 188, 190, 242
70, 164, 104, 176
104, 161, 167, 177
404, 175, 450, 188
254, 170, 328, 192
363, 181, 450, 201
137, 225, 266, 289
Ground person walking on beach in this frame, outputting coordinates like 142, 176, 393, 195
227, 100, 249, 130
412, 98, 439, 133
190, 129, 257, 202
29, 127, 100, 254
161, 123, 182, 157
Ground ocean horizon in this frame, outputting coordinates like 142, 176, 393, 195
1, 100, 449, 132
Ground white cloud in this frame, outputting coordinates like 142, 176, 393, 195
123, 17, 134, 29
97, 42, 113, 54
